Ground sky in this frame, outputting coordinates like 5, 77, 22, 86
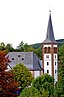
0, 0, 64, 48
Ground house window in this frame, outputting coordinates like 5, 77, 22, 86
55, 55, 56, 59
12, 58, 14, 60
55, 70, 57, 74
22, 58, 24, 60
55, 62, 56, 66
46, 55, 49, 58
47, 62, 49, 66
47, 70, 49, 73
18, 55, 20, 57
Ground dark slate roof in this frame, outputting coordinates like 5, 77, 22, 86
43, 13, 57, 43
7, 52, 42, 71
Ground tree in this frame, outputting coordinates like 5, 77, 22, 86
34, 47, 42, 59
17, 41, 34, 52
58, 44, 64, 60
24, 43, 34, 52
0, 50, 19, 97
54, 45, 64, 97
13, 63, 33, 90
23, 43, 29, 52
19, 87, 42, 97
32, 74, 54, 97
0, 42, 5, 50
5, 43, 14, 52
17, 41, 24, 51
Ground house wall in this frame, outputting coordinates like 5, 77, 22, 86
30, 71, 41, 78
34, 71, 41, 78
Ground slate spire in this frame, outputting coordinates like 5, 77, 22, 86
43, 11, 57, 43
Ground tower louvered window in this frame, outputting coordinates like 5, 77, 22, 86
48, 47, 51, 53
54, 47, 57, 53
44, 47, 47, 53
46, 55, 49, 58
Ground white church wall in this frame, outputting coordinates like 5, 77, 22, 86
44, 54, 52, 76
53, 54, 58, 60
44, 45, 51, 47
54, 54, 58, 82
34, 71, 40, 78
53, 45, 57, 47
44, 61, 52, 76
44, 54, 51, 60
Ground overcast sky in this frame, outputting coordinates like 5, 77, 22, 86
0, 0, 64, 48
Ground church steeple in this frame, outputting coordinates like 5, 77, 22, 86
43, 11, 57, 43
42, 11, 58, 83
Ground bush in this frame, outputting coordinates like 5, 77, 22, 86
13, 63, 33, 90
18, 87, 42, 97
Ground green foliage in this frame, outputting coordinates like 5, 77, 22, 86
0, 42, 5, 50
5, 43, 14, 52
0, 42, 14, 51
34, 47, 42, 59
31, 43, 42, 49
57, 39, 64, 46
18, 87, 42, 97
54, 44, 64, 97
24, 43, 34, 52
13, 63, 33, 90
58, 44, 64, 59
32, 74, 54, 97
17, 41, 24, 51
17, 41, 34, 52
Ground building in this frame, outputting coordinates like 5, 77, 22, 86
7, 52, 43, 78
7, 11, 58, 82
42, 11, 58, 83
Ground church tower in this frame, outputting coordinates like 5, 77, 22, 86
42, 11, 58, 83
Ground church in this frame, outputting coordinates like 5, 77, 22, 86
7, 11, 58, 83
42, 11, 58, 83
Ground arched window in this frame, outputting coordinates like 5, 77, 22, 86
47, 62, 49, 66
55, 70, 57, 74
47, 70, 49, 73
55, 55, 56, 59
55, 62, 56, 66
48, 47, 51, 53
54, 47, 57, 53
44, 47, 47, 53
